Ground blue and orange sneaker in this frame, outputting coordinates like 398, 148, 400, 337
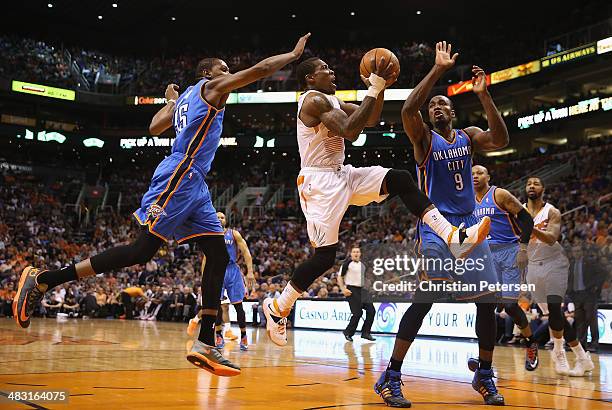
374, 369, 412, 408
13, 267, 48, 328
240, 335, 248, 351
216, 333, 225, 349
186, 340, 240, 377
467, 358, 505, 406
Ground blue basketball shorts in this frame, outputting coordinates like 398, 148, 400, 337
417, 213, 498, 301
221, 263, 245, 303
133, 152, 223, 243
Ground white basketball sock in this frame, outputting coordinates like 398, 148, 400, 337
275, 283, 301, 315
422, 208, 454, 242
552, 337, 564, 352
570, 343, 588, 360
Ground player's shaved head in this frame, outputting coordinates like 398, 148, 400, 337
472, 165, 490, 191
296, 57, 322, 89
473, 165, 488, 175
195, 58, 225, 80
430, 95, 453, 108
216, 211, 227, 227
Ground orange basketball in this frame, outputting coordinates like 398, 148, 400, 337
359, 48, 400, 86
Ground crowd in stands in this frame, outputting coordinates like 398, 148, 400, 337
3, 13, 607, 96
0, 139, 610, 348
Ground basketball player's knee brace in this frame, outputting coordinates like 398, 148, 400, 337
504, 303, 528, 329
547, 295, 564, 332
383, 169, 432, 217
234, 303, 246, 329
291, 244, 337, 292
476, 303, 497, 351
397, 303, 433, 342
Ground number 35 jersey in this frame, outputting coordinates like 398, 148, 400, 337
297, 90, 345, 169
172, 78, 225, 177
416, 129, 474, 215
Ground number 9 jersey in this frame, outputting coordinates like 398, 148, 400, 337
416, 129, 474, 215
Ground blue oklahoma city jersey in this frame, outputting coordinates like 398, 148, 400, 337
224, 229, 238, 264
474, 186, 520, 244
172, 78, 225, 176
132, 78, 225, 243
417, 129, 474, 214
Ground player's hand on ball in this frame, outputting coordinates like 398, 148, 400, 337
342, 288, 352, 297
165, 83, 179, 101
471, 65, 488, 94
292, 32, 311, 59
434, 41, 458, 70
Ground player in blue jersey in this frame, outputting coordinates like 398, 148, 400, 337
375, 42, 510, 407
13, 33, 311, 377
472, 165, 537, 371
187, 212, 254, 351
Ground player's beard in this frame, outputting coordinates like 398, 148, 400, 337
527, 191, 541, 200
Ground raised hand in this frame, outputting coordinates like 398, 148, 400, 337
434, 41, 459, 70
471, 65, 488, 95
292, 33, 311, 59
165, 83, 179, 101
361, 56, 396, 87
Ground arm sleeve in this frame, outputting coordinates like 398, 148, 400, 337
515, 208, 534, 244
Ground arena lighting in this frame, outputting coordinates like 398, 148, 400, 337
47, 3, 53, 7
416, 10, 422, 14
352, 134, 367, 146
129, 89, 413, 105
83, 138, 105, 148
98, 15, 103, 20
534, 137, 568, 145
597, 36, 612, 54
16, 129, 66, 144
482, 148, 516, 157
112, 3, 117, 7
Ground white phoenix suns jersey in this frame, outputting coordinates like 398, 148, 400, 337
526, 202, 566, 262
297, 90, 345, 168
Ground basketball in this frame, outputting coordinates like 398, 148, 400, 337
359, 48, 400, 86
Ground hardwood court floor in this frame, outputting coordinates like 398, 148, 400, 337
0, 318, 610, 409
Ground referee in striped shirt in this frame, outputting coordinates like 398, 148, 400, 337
338, 245, 376, 341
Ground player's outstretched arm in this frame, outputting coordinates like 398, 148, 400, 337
402, 41, 457, 161
234, 230, 255, 289
464, 66, 509, 152
149, 84, 179, 135
206, 33, 311, 96
495, 188, 534, 269
531, 206, 561, 246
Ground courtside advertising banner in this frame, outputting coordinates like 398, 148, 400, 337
294, 300, 478, 338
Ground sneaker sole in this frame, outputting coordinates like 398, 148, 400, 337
186, 352, 241, 377
460, 217, 490, 259
263, 300, 287, 347
374, 383, 412, 408
13, 266, 36, 328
